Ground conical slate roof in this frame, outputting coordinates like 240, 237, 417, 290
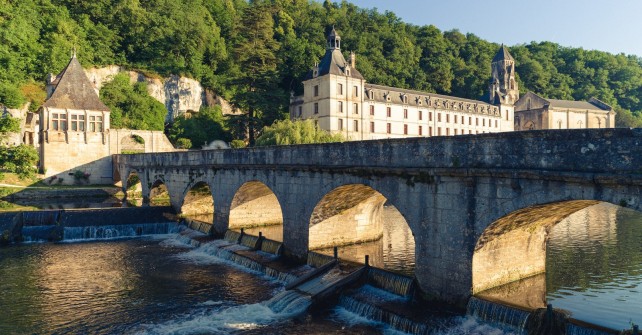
492, 44, 514, 62
43, 56, 110, 111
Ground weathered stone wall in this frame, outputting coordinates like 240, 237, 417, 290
85, 66, 240, 122
114, 128, 642, 306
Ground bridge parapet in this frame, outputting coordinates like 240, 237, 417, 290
115, 129, 642, 175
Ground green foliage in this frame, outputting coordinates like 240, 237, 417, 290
0, 145, 38, 179
255, 119, 343, 146
168, 106, 231, 149
175, 138, 192, 149
100, 73, 166, 130
229, 139, 246, 149
0, 82, 26, 108
0, 117, 21, 136
2, 0, 642, 133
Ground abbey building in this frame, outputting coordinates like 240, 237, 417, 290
290, 29, 613, 139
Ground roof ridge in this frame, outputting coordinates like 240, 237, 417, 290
43, 56, 110, 111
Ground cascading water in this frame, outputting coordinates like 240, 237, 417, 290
63, 223, 180, 241
263, 290, 312, 315
367, 267, 414, 297
223, 230, 241, 243
240, 234, 259, 249
260, 239, 282, 255
566, 323, 618, 335
466, 297, 530, 333
337, 295, 429, 335
22, 211, 59, 226
307, 251, 335, 268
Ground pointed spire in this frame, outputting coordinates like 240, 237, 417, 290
492, 44, 514, 62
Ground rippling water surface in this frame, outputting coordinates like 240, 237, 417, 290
546, 203, 642, 330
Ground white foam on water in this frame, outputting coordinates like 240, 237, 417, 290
434, 315, 521, 335
332, 306, 386, 329
138, 291, 310, 335
198, 300, 224, 306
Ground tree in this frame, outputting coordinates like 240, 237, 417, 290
255, 119, 343, 146
231, 1, 286, 146
0, 116, 37, 179
99, 73, 166, 130
167, 106, 231, 149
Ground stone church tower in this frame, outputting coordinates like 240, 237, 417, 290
489, 45, 518, 131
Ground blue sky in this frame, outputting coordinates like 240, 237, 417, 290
346, 0, 642, 57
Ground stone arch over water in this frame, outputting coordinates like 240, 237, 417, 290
229, 181, 283, 241
180, 181, 214, 222
472, 200, 630, 294
149, 179, 170, 206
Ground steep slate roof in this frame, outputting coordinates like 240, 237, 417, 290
307, 49, 364, 80
43, 56, 110, 111
492, 45, 514, 62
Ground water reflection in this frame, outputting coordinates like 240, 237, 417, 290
546, 202, 642, 330
478, 202, 642, 331
316, 205, 416, 276
0, 239, 280, 334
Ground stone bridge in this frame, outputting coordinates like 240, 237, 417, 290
113, 128, 642, 306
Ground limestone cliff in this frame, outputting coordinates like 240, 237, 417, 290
85, 66, 239, 122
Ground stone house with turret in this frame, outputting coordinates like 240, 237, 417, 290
34, 54, 175, 184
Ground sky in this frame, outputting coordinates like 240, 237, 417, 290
346, 0, 642, 57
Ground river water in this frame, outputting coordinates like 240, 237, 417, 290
1, 202, 639, 333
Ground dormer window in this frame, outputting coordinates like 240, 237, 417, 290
313, 70, 318, 77
345, 69, 350, 76
401, 94, 408, 104
416, 97, 423, 105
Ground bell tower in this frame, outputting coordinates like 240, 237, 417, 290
489, 45, 519, 105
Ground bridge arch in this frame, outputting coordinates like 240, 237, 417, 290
149, 179, 171, 206
472, 199, 637, 295
229, 181, 284, 240
180, 181, 215, 222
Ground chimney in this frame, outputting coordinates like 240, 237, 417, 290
350, 52, 356, 68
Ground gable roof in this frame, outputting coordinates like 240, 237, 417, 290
492, 45, 514, 62
516, 91, 612, 112
43, 56, 110, 111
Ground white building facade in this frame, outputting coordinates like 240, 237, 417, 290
290, 29, 517, 140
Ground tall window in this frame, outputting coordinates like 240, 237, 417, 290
338, 101, 343, 113
429, 126, 432, 136
51, 113, 63, 131
446, 114, 450, 123
418, 110, 423, 120
353, 103, 359, 114
495, 120, 498, 128
438, 113, 441, 122
403, 124, 408, 135
438, 127, 441, 136
337, 83, 343, 95
370, 105, 375, 115
89, 116, 103, 132
429, 112, 432, 121
70, 114, 85, 131
418, 125, 423, 136
314, 85, 319, 97
314, 103, 319, 114
476, 117, 479, 126
370, 121, 375, 133
446, 128, 450, 135
454, 129, 458, 135
338, 118, 344, 130
353, 120, 359, 131
483, 119, 486, 127
404, 109, 408, 119
353, 86, 359, 97
454, 115, 458, 124
386, 123, 391, 134
386, 106, 391, 117
469, 117, 472, 125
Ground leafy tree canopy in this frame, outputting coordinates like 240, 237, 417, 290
255, 119, 343, 146
99, 73, 166, 130
168, 106, 231, 149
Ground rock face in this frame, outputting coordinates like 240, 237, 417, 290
85, 66, 239, 122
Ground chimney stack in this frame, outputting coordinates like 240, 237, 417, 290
350, 52, 356, 68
